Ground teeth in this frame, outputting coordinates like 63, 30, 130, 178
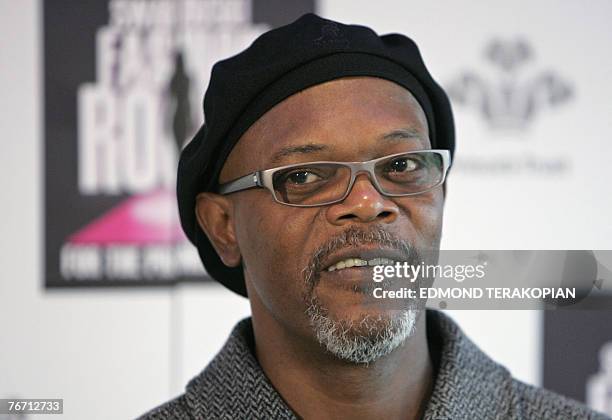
368, 258, 395, 266
327, 257, 396, 272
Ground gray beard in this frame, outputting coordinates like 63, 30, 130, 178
301, 225, 436, 364
305, 298, 420, 364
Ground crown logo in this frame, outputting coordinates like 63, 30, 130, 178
447, 39, 573, 130
314, 22, 349, 48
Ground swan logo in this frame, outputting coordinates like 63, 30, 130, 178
447, 39, 574, 131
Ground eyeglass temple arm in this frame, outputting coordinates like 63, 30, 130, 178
218, 172, 261, 195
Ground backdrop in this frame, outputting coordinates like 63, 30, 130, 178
1, 0, 611, 418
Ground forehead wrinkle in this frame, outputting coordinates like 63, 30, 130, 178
220, 78, 430, 182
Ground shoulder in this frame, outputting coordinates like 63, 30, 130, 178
135, 317, 296, 419
136, 394, 192, 420
511, 379, 609, 420
135, 360, 234, 419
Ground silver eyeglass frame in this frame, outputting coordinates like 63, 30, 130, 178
218, 149, 451, 207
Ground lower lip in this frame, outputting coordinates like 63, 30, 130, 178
317, 267, 393, 303
319, 266, 375, 283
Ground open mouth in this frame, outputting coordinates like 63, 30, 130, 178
326, 257, 398, 272
320, 247, 407, 274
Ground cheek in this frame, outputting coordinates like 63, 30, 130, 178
397, 189, 444, 246
232, 195, 318, 309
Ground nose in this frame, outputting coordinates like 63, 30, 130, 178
326, 174, 400, 225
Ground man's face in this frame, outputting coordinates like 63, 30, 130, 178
206, 77, 444, 362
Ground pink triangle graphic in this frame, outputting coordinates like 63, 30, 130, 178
68, 189, 187, 245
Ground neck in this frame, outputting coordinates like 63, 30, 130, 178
249, 297, 434, 420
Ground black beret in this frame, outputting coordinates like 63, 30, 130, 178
177, 13, 455, 297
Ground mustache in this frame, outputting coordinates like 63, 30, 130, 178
302, 225, 421, 291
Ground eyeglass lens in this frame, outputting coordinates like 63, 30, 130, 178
271, 152, 444, 205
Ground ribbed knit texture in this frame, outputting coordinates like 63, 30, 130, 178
139, 310, 608, 419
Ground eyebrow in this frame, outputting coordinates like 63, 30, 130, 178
268, 128, 425, 165
381, 128, 424, 142
269, 143, 328, 165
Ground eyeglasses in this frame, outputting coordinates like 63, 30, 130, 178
218, 150, 451, 207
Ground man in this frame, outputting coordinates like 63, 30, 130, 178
141, 14, 606, 420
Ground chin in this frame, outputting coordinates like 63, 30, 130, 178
305, 295, 422, 364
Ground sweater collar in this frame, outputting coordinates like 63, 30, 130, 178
422, 310, 514, 419
185, 310, 514, 419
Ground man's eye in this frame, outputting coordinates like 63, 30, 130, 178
388, 158, 419, 172
286, 170, 322, 184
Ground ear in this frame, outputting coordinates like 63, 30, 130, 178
195, 192, 242, 267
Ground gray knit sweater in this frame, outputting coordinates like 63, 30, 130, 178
139, 310, 608, 419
